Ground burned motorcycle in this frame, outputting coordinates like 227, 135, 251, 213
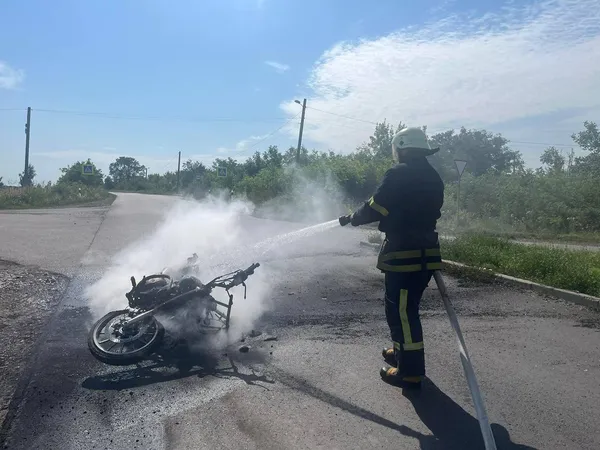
87, 256, 260, 366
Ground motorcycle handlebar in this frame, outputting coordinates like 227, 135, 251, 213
244, 262, 260, 275
213, 262, 260, 289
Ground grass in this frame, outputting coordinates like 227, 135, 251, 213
0, 183, 114, 209
442, 227, 600, 246
440, 233, 600, 297
437, 214, 600, 245
474, 230, 600, 246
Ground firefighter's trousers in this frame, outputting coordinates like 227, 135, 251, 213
384, 269, 433, 377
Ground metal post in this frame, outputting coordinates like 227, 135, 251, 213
24, 107, 31, 185
456, 179, 460, 228
176, 151, 181, 192
296, 98, 306, 164
454, 160, 467, 230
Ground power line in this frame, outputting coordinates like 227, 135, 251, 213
32, 108, 288, 123
8, 104, 583, 150
136, 114, 300, 171
305, 105, 378, 125
147, 115, 299, 173
245, 112, 301, 151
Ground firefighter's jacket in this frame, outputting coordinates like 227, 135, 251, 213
350, 155, 445, 273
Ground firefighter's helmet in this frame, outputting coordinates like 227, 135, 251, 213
392, 127, 439, 161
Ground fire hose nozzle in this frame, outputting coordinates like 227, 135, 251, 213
339, 215, 351, 227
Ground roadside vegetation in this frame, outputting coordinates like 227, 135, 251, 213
101, 119, 600, 240
440, 234, 600, 297
0, 161, 114, 209
3, 119, 600, 243
0, 184, 113, 209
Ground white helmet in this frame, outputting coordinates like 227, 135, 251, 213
392, 127, 439, 161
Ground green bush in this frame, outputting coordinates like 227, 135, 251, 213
0, 183, 111, 209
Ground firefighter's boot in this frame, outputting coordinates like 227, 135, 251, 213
382, 347, 396, 366
379, 366, 423, 389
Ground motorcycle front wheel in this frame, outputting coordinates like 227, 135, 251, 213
88, 309, 164, 365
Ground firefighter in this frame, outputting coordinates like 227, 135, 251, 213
339, 126, 444, 389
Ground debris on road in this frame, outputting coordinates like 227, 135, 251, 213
239, 345, 250, 353
264, 335, 277, 342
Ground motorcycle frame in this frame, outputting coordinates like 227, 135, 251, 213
122, 279, 241, 332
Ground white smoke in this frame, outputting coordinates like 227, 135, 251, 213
84, 193, 278, 347
84, 156, 360, 358
252, 163, 350, 224
84, 166, 349, 352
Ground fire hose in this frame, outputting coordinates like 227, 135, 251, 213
433, 270, 497, 450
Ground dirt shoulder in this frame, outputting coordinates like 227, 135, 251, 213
0, 260, 69, 428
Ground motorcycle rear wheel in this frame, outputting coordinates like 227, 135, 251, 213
88, 309, 164, 365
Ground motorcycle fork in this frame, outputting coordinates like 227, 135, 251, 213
224, 281, 246, 330
225, 292, 233, 329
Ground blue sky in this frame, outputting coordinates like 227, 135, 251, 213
1, 0, 599, 184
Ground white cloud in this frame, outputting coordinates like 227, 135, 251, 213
216, 134, 270, 154
280, 0, 600, 161
265, 61, 290, 74
0, 61, 24, 89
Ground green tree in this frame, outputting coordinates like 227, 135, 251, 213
428, 127, 524, 181
571, 121, 600, 174
572, 121, 600, 154
19, 163, 36, 187
243, 151, 266, 176
109, 157, 146, 184
355, 120, 406, 161
58, 159, 104, 186
282, 145, 311, 165
180, 159, 207, 189
263, 145, 284, 168
540, 147, 566, 173
104, 176, 115, 189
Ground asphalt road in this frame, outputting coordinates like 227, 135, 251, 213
0, 206, 107, 275
1, 193, 600, 450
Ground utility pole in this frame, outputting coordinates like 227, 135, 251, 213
176, 151, 181, 192
24, 107, 31, 185
295, 98, 306, 164
454, 160, 467, 229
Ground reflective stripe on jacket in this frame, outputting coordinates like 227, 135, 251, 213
376, 242, 443, 273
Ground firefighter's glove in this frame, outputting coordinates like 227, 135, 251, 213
338, 215, 352, 227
